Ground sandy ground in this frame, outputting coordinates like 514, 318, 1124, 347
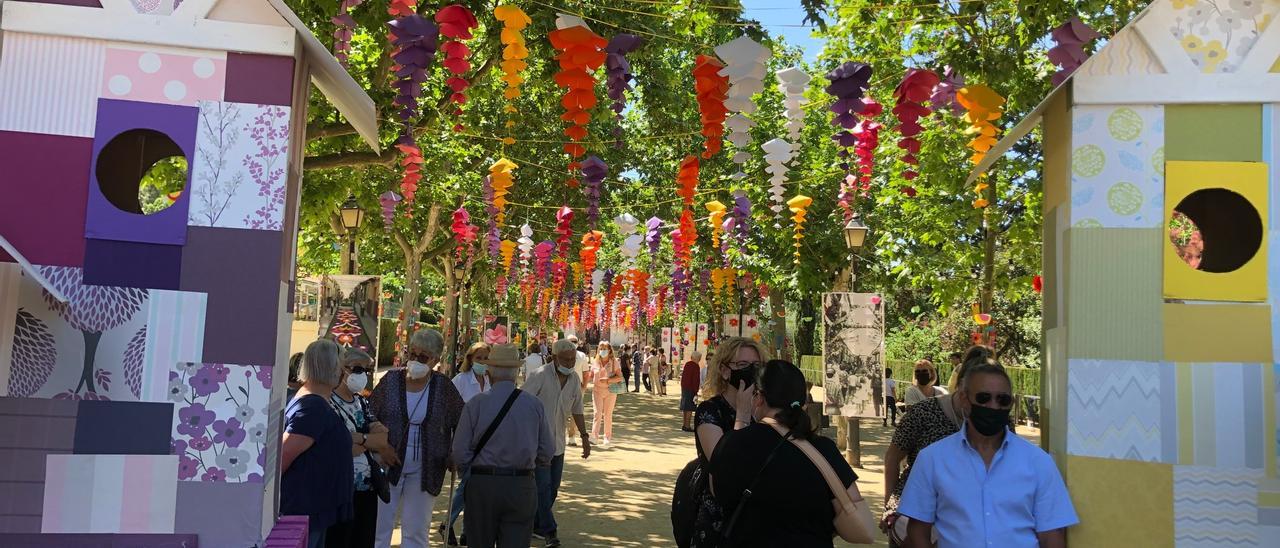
388, 381, 1040, 547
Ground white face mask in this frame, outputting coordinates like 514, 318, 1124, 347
407, 360, 429, 379
472, 363, 488, 376
346, 373, 368, 393
599, 349, 610, 357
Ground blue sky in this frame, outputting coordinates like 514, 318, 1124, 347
742, 0, 824, 61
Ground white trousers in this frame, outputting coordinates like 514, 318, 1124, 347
375, 471, 438, 548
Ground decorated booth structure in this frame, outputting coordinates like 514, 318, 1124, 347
969, 0, 1280, 545
0, 0, 377, 545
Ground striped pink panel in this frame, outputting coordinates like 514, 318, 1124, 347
41, 454, 177, 533
0, 33, 106, 137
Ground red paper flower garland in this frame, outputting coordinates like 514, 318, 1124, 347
892, 69, 939, 181
435, 5, 477, 132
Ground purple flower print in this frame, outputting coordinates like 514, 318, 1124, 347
248, 473, 263, 482
177, 403, 215, 437
189, 367, 223, 397
242, 106, 289, 230
171, 438, 188, 455
212, 417, 246, 447
201, 467, 227, 482
257, 450, 266, 468
205, 363, 230, 383
190, 436, 213, 451
179, 456, 200, 480
254, 365, 272, 390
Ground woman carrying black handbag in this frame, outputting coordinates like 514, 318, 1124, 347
329, 349, 399, 548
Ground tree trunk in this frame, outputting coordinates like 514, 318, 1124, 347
77, 330, 102, 394
768, 286, 789, 361
442, 259, 460, 372
398, 256, 422, 351
796, 294, 818, 357
980, 178, 998, 314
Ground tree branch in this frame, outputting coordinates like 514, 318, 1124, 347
305, 150, 397, 170
415, 204, 444, 255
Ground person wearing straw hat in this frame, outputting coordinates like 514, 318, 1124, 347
452, 343, 553, 548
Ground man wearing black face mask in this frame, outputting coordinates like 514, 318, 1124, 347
897, 363, 1078, 548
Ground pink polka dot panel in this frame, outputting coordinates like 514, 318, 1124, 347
102, 47, 226, 107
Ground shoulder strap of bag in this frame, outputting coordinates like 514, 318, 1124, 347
763, 421, 857, 514
470, 388, 522, 464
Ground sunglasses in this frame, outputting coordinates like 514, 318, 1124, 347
972, 392, 1013, 407
728, 361, 762, 370
348, 366, 370, 375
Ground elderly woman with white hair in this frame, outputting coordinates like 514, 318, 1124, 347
369, 328, 464, 548
281, 338, 354, 548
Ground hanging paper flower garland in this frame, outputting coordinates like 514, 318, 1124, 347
957, 84, 1005, 208
378, 190, 401, 231
930, 66, 964, 115
493, 5, 531, 113
675, 209, 697, 268
482, 176, 501, 260
645, 216, 663, 257
579, 231, 603, 292
705, 200, 727, 252
331, 0, 363, 67
534, 241, 554, 281
731, 190, 752, 248
386, 11, 437, 209
497, 239, 517, 294
762, 138, 795, 215
434, 5, 477, 131
395, 144, 424, 209
787, 195, 812, 265
777, 67, 811, 151
450, 206, 477, 261
488, 159, 516, 225
693, 54, 730, 159
892, 69, 939, 181
580, 156, 607, 229
851, 98, 883, 203
825, 62, 873, 173
549, 16, 607, 180
676, 156, 699, 206
615, 213, 641, 269
715, 36, 770, 175
1048, 17, 1100, 86
554, 206, 574, 284
517, 224, 534, 270
605, 34, 643, 145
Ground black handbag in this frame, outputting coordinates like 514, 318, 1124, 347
355, 397, 391, 503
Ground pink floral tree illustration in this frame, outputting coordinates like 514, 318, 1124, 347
9, 309, 56, 397
191, 101, 244, 226
39, 266, 148, 399
242, 105, 289, 230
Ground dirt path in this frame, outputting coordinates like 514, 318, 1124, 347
396, 384, 1038, 546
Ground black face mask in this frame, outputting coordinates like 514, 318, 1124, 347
967, 404, 1010, 436
914, 370, 932, 385
728, 365, 758, 390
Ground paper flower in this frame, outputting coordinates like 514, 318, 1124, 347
482, 176, 501, 260
1032, 274, 1043, 294
646, 216, 663, 256
580, 156, 607, 229
777, 67, 811, 150
534, 240, 554, 280
614, 212, 639, 235
762, 138, 795, 214
846, 98, 883, 217
693, 54, 730, 159
378, 190, 401, 231
930, 66, 964, 115
450, 206, 478, 261
892, 69, 939, 180
674, 208, 697, 268
676, 155, 699, 206
488, 158, 517, 225
705, 200, 727, 251
1048, 17, 1100, 86
605, 34, 644, 144
554, 206, 574, 287
434, 5, 477, 130
957, 84, 1005, 207
386, 15, 439, 130
715, 36, 770, 173
731, 190, 752, 247
628, 269, 649, 321
494, 5, 531, 112
787, 195, 812, 265
579, 230, 604, 289
825, 61, 873, 172
517, 224, 535, 271
331, 0, 364, 67
395, 141, 424, 208
500, 240, 517, 273
549, 19, 607, 165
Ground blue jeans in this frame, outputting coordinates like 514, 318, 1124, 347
447, 467, 469, 531
534, 453, 566, 536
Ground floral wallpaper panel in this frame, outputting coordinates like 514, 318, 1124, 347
188, 101, 291, 231
1070, 105, 1166, 228
0, 263, 20, 396
1162, 0, 1280, 73
6, 266, 149, 401
168, 362, 271, 483
140, 290, 207, 403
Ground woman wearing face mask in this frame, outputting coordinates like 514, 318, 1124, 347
328, 348, 398, 548
281, 339, 354, 548
880, 352, 989, 547
368, 329, 465, 548
709, 360, 876, 546
588, 342, 624, 448
440, 342, 490, 544
903, 359, 948, 407
686, 337, 771, 548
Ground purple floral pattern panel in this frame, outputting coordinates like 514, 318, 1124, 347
169, 362, 271, 483
6, 266, 148, 400
188, 101, 290, 231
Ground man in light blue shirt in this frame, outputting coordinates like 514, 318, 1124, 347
898, 363, 1078, 548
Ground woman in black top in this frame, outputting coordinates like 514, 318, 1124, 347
709, 360, 873, 546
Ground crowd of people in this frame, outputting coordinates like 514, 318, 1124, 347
279, 329, 1076, 548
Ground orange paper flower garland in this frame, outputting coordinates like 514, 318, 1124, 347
693, 54, 730, 159
787, 195, 812, 265
956, 84, 1005, 208
493, 5, 531, 115
548, 18, 607, 182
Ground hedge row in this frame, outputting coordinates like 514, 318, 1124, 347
799, 357, 1041, 398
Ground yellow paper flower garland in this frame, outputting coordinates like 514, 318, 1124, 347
787, 195, 812, 265
957, 85, 1005, 208
493, 5, 530, 118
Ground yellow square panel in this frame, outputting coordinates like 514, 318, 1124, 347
1163, 303, 1273, 363
1163, 161, 1268, 302
1065, 456, 1173, 547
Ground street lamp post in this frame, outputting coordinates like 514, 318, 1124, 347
842, 217, 870, 467
338, 195, 364, 275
